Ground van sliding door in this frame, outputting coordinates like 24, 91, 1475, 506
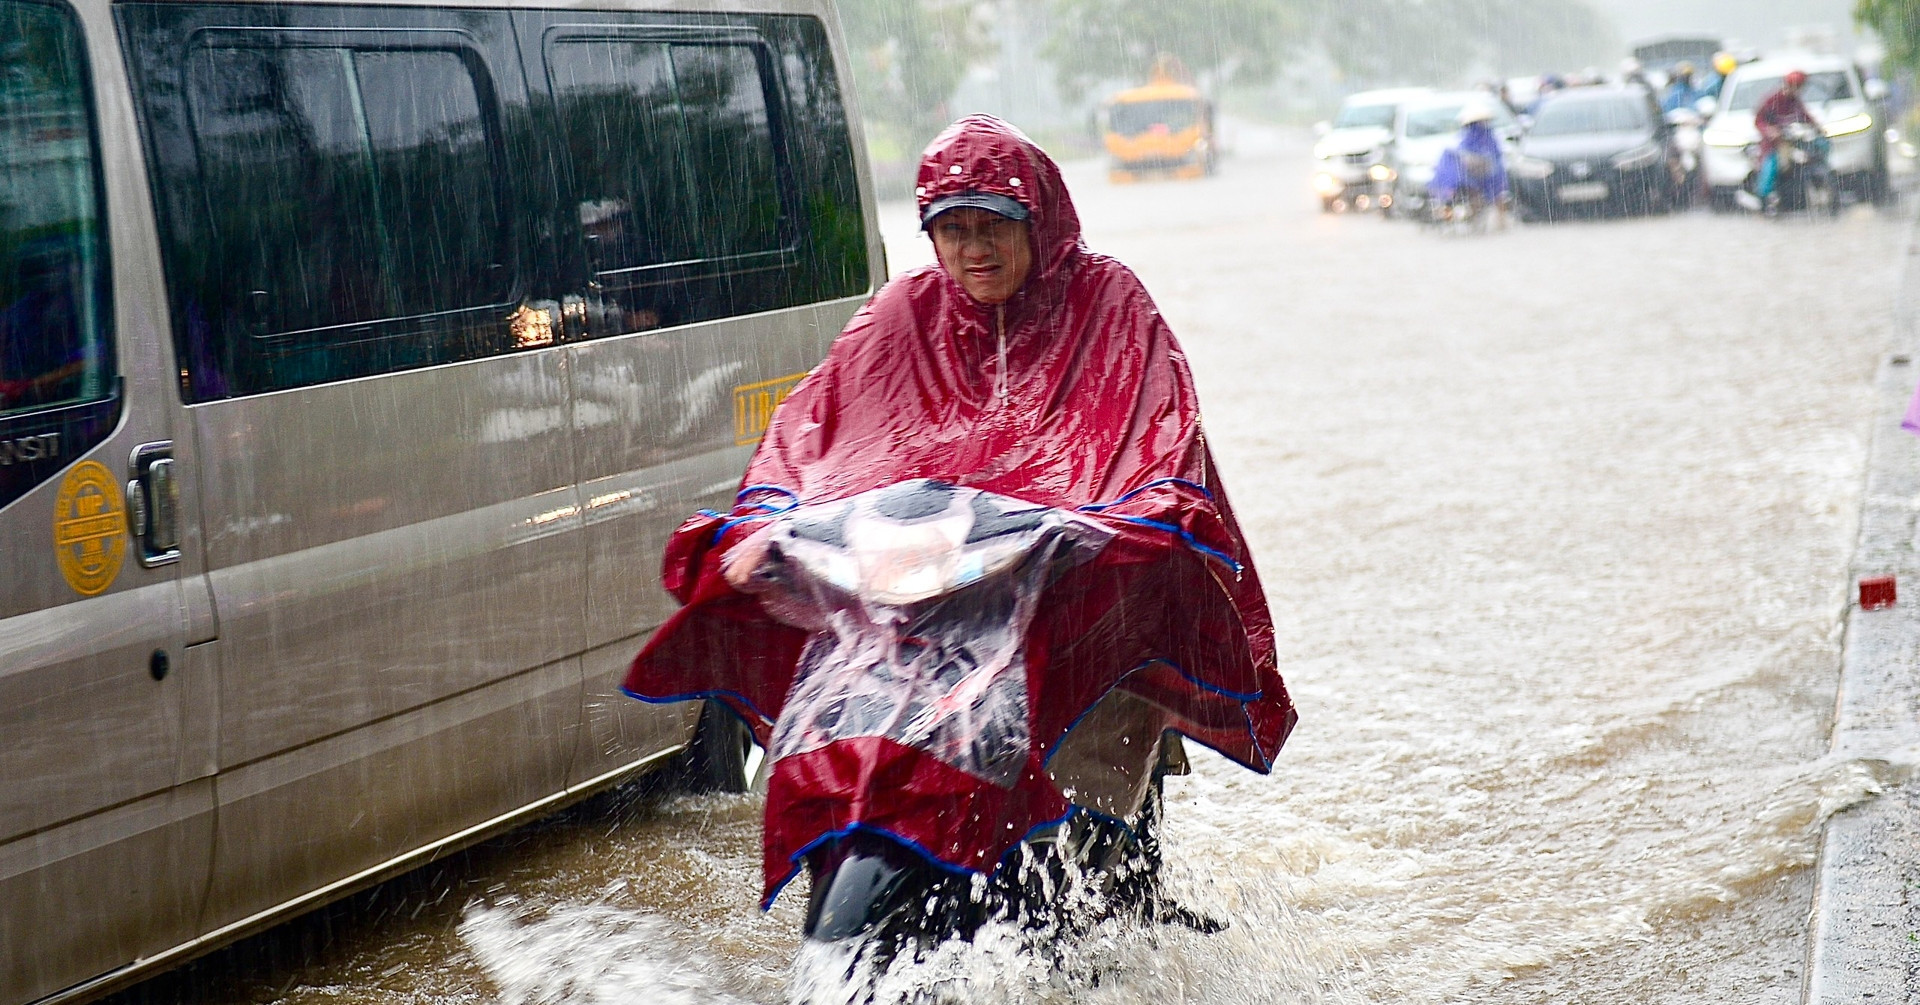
514, 10, 874, 779
118, 2, 584, 937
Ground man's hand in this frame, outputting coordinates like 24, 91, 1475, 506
721, 524, 779, 593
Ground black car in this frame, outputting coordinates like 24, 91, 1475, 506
1510, 87, 1685, 220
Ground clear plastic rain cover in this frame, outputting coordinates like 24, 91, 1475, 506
756, 480, 1112, 788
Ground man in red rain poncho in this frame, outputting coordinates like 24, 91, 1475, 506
626, 115, 1295, 905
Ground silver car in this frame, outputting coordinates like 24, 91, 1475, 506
1313, 87, 1431, 213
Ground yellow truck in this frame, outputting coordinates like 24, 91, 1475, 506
1103, 67, 1216, 183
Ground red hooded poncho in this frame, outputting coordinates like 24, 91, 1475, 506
625, 115, 1295, 903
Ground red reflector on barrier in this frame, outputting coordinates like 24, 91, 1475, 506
1860, 576, 1897, 610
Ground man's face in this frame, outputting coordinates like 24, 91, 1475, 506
929, 208, 1033, 305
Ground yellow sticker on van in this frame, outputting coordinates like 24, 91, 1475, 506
734, 372, 807, 446
52, 460, 128, 596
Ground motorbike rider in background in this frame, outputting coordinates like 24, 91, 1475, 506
1662, 62, 1707, 113
1427, 103, 1510, 226
1750, 70, 1818, 209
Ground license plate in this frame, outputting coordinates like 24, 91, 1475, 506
1558, 181, 1609, 202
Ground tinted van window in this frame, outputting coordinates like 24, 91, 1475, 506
178, 42, 507, 394
555, 41, 781, 271
1, 0, 111, 420
0, 0, 118, 511
547, 35, 792, 334
125, 7, 871, 392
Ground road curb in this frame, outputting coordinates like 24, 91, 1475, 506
1803, 211, 1920, 1003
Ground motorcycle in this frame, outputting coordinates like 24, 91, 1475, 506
1663, 106, 1706, 207
1742, 121, 1837, 217
1423, 148, 1505, 235
732, 479, 1209, 984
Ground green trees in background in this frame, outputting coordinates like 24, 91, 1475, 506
1312, 0, 1618, 82
837, 0, 1619, 126
834, 0, 1618, 170
1857, 0, 1920, 76
836, 0, 989, 144
1040, 0, 1301, 97
1038, 0, 1615, 92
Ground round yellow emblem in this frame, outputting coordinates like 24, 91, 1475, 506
52, 459, 128, 597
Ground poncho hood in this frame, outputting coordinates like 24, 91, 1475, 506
626, 115, 1295, 903
915, 114, 1083, 301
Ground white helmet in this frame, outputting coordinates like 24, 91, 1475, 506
1457, 102, 1495, 126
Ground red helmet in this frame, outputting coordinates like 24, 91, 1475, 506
1784, 70, 1809, 88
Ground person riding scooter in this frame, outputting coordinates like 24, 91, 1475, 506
1426, 103, 1510, 226
1662, 62, 1707, 113
624, 116, 1297, 950
1752, 70, 1819, 209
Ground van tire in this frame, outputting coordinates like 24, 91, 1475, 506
665, 700, 753, 793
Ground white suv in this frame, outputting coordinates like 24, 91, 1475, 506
1313, 87, 1430, 212
1701, 55, 1890, 208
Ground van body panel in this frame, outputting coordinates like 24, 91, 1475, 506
571, 306, 852, 643
0, 580, 195, 840
0, 780, 215, 1001
193, 354, 586, 768
577, 639, 701, 785
201, 656, 578, 932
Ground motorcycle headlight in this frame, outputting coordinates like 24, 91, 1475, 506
1312, 172, 1345, 196
1611, 143, 1661, 169
1825, 113, 1874, 138
1368, 163, 1396, 182
1510, 156, 1555, 180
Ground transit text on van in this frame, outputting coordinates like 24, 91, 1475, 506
0, 434, 59, 466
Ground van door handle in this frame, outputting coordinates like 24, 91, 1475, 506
126, 441, 181, 568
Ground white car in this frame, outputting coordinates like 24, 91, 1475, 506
1700, 55, 1891, 208
1384, 92, 1522, 217
1313, 87, 1430, 212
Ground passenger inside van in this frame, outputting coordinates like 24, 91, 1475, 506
578, 197, 677, 333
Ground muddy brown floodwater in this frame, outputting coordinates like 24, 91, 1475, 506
111, 128, 1912, 1005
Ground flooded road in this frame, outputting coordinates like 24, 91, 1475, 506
114, 132, 1911, 1005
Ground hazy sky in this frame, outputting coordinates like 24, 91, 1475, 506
1590, 0, 1864, 52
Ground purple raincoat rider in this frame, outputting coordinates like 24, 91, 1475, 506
1427, 103, 1509, 222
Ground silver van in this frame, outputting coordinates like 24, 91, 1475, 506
0, 0, 880, 1000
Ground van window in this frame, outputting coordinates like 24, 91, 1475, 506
555, 41, 781, 271
155, 36, 512, 399
765, 15, 869, 307
548, 37, 789, 334
0, 0, 112, 421
0, 0, 118, 511
187, 46, 504, 336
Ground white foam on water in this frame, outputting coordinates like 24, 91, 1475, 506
460, 902, 754, 1005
